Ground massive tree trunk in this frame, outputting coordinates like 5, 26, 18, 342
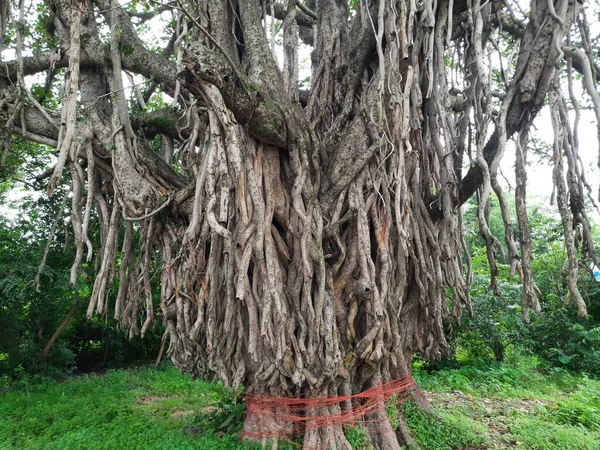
1, 0, 597, 448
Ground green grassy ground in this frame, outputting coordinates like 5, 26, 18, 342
413, 360, 600, 449
0, 366, 250, 450
0, 362, 598, 449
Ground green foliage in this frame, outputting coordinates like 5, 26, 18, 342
451, 200, 600, 376
344, 425, 370, 449
415, 355, 584, 399
523, 226, 600, 375
0, 193, 77, 378
414, 360, 600, 449
455, 250, 525, 362
549, 378, 600, 431
525, 309, 600, 374
2, 362, 599, 449
400, 400, 489, 450
0, 365, 258, 450
507, 416, 599, 450
0, 189, 162, 378
190, 385, 245, 435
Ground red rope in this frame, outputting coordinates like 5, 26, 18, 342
241, 376, 416, 442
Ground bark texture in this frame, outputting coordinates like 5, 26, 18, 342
2, 0, 599, 448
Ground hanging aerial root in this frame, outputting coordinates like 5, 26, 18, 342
35, 192, 69, 291
491, 175, 521, 278
549, 82, 587, 318
47, 0, 84, 195
514, 130, 541, 322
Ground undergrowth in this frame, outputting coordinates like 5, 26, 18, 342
414, 356, 584, 399
413, 355, 600, 449
0, 364, 255, 450
1, 360, 598, 449
400, 400, 489, 449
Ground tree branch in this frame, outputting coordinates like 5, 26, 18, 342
41, 292, 82, 366
1, 51, 71, 85
266, 0, 314, 46
127, 3, 174, 23
131, 108, 190, 140
297, 1, 317, 20
490, 10, 600, 83
266, 0, 315, 28
180, 43, 288, 148
94, 0, 179, 95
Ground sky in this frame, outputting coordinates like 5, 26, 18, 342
508, 106, 599, 215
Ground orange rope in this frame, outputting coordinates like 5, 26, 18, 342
242, 376, 416, 441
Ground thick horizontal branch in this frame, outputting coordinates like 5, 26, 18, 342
131, 108, 191, 141
180, 42, 288, 149
490, 11, 526, 39
2, 92, 185, 191
1, 41, 177, 98
13, 127, 58, 147
96, 0, 179, 95
2, 89, 187, 147
297, 1, 317, 20
267, 0, 315, 28
0, 51, 69, 85
127, 3, 174, 23
15, 103, 60, 142
0, 0, 179, 93
268, 0, 314, 46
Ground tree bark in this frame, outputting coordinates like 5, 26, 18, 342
41, 292, 82, 367
0, 0, 594, 448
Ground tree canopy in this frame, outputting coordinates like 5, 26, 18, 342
1, 0, 600, 448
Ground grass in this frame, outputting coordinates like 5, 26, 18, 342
0, 359, 599, 449
413, 356, 600, 449
414, 360, 584, 399
0, 365, 256, 450
401, 400, 490, 449
508, 416, 599, 450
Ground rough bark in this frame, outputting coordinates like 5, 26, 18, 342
1, 0, 598, 448
41, 292, 82, 366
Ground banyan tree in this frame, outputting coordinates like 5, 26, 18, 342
1, 0, 600, 448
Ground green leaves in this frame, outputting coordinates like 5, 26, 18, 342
456, 198, 600, 375
0, 366, 253, 450
190, 387, 245, 435
547, 346, 578, 366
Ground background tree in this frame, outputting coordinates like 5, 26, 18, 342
0, 168, 164, 378
1, 0, 599, 448
436, 201, 600, 379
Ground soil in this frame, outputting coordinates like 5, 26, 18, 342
425, 391, 553, 449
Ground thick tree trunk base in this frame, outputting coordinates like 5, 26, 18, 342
302, 402, 353, 450
241, 394, 425, 450
365, 408, 403, 450
242, 407, 294, 448
303, 424, 353, 450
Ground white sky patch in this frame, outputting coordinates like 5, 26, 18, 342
497, 105, 600, 218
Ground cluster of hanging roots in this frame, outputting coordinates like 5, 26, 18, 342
2, 0, 600, 448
